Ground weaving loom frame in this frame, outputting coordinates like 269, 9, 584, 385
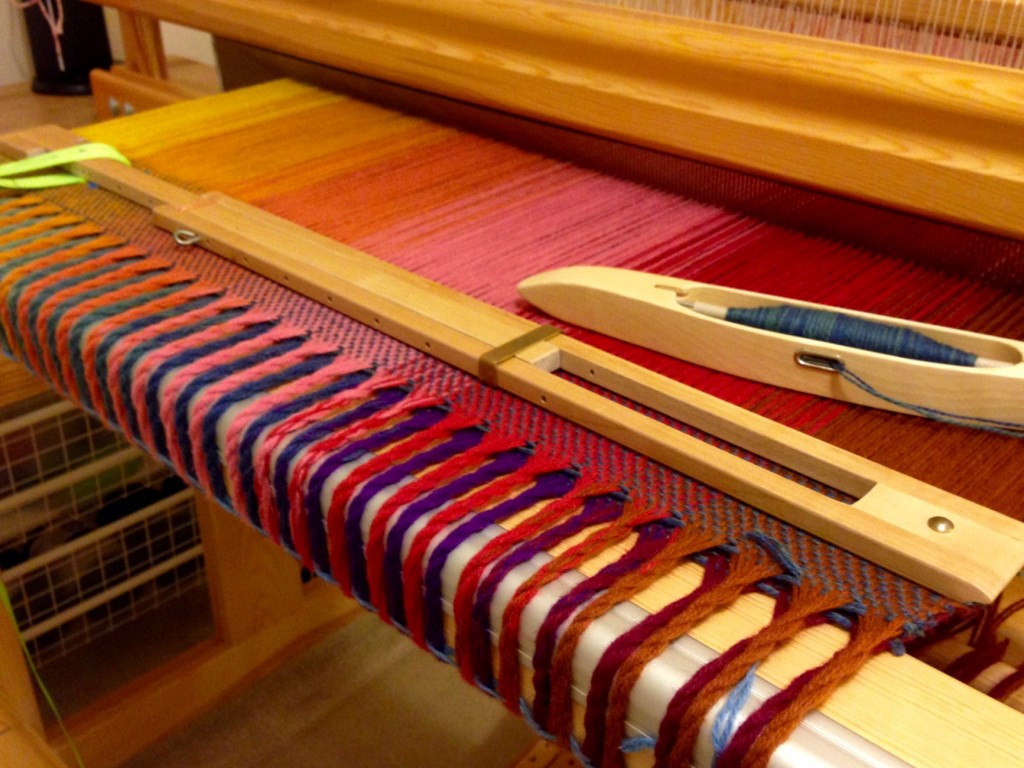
1, 111, 1023, 767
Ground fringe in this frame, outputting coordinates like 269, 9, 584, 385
0, 196, 943, 768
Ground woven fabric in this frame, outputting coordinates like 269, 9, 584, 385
0, 192, 922, 768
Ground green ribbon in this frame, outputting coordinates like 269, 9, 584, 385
1, 580, 84, 766
0, 143, 130, 190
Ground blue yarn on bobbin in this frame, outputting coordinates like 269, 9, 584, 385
725, 305, 978, 366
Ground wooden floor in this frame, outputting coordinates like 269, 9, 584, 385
0, 58, 220, 133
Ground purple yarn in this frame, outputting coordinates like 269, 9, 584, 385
578, 553, 731, 763
468, 495, 624, 687
345, 427, 486, 603
270, 387, 408, 551
422, 470, 578, 654
529, 523, 673, 727
304, 406, 449, 573
383, 447, 532, 627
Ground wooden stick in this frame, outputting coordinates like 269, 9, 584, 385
89, 0, 1024, 240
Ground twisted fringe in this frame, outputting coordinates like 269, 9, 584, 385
0, 197, 916, 768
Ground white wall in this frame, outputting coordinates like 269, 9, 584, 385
0, 8, 215, 87
0, 3, 34, 87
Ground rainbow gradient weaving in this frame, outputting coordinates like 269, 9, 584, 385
4, 78, 1024, 766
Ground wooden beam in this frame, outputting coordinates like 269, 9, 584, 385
88, 0, 1024, 240
117, 11, 168, 80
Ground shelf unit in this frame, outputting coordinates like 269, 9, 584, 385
0, 359, 360, 767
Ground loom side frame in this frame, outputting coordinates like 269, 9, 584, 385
90, 0, 1024, 242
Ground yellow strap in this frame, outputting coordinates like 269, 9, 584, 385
0, 143, 130, 190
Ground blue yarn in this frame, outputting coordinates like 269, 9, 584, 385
66, 284, 191, 411
116, 308, 248, 442
834, 361, 1024, 437
726, 305, 978, 366
1, 249, 126, 360
620, 736, 656, 753
140, 321, 276, 457
40, 269, 156, 384
231, 367, 375, 526
745, 531, 803, 583
168, 335, 307, 482
711, 662, 760, 765
201, 351, 338, 505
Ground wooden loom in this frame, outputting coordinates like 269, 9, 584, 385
6, 0, 1024, 765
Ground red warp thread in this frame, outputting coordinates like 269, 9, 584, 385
545, 526, 725, 745
57, 268, 196, 402
252, 371, 404, 539
451, 482, 620, 684
401, 455, 567, 649
716, 610, 905, 768
495, 503, 665, 710
318, 408, 471, 587
364, 434, 524, 621
81, 284, 222, 422
659, 584, 847, 767
600, 544, 782, 768
287, 391, 441, 572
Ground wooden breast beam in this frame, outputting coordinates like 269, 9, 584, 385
90, 0, 1024, 241
3, 125, 1021, 605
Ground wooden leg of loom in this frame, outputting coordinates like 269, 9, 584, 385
117, 11, 169, 80
30, 493, 360, 768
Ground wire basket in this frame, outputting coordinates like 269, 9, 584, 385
0, 398, 205, 667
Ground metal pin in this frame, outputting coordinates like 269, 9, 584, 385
173, 229, 202, 246
928, 516, 955, 533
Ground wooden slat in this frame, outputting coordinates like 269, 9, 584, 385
0, 359, 48, 412
117, 11, 169, 80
